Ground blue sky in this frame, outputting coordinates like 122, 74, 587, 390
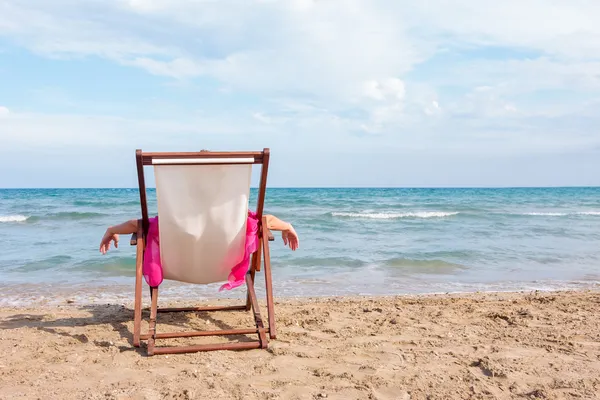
1, 0, 600, 188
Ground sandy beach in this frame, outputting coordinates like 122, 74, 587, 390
0, 290, 599, 400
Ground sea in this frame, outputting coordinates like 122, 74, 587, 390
1, 187, 599, 306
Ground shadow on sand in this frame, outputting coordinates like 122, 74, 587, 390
0, 303, 257, 356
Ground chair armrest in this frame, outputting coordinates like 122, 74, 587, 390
265, 227, 274, 241
260, 216, 275, 241
130, 219, 143, 246
130, 232, 138, 246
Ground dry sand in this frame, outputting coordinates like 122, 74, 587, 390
1, 290, 599, 400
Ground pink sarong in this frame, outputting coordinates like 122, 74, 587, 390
142, 211, 260, 291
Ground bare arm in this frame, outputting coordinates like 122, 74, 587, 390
99, 219, 138, 254
264, 214, 292, 231
100, 214, 299, 254
264, 214, 299, 251
108, 219, 138, 235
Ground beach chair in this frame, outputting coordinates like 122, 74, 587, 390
130, 148, 276, 356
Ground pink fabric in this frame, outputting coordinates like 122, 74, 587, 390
219, 211, 259, 291
143, 216, 163, 287
142, 211, 260, 291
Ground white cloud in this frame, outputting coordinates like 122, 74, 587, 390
0, 1, 424, 100
124, 57, 203, 78
2, 1, 599, 83
252, 112, 272, 124
401, 1, 600, 59
1, 0, 600, 158
424, 101, 441, 116
363, 78, 405, 101
0, 110, 280, 150
422, 58, 600, 96
452, 86, 520, 118
0, 106, 9, 117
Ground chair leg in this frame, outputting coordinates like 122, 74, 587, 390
262, 232, 276, 339
132, 236, 277, 354
147, 286, 159, 356
245, 269, 255, 311
246, 242, 262, 311
133, 237, 144, 348
245, 273, 268, 348
133, 274, 142, 347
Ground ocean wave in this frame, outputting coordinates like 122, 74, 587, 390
286, 256, 366, 268
514, 211, 600, 217
0, 212, 108, 223
12, 255, 73, 272
521, 212, 567, 216
72, 200, 140, 207
331, 211, 459, 219
0, 215, 29, 223
384, 257, 467, 271
68, 256, 136, 277
27, 212, 107, 222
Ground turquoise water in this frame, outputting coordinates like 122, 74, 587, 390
1, 187, 599, 305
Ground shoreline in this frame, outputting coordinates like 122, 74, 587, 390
1, 279, 599, 309
1, 289, 599, 399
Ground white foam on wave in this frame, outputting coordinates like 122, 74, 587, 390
332, 211, 459, 219
0, 215, 29, 222
521, 212, 567, 216
518, 211, 600, 217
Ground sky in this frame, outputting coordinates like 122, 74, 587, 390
1, 0, 600, 188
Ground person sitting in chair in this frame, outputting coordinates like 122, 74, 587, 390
99, 213, 299, 254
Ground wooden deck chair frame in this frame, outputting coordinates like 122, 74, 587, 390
130, 148, 276, 356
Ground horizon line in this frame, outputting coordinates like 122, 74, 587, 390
1, 185, 600, 190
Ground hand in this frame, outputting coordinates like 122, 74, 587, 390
99, 229, 119, 254
281, 224, 299, 251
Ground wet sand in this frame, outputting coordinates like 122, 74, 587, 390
1, 290, 599, 399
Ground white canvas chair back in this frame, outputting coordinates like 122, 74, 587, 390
153, 161, 252, 284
